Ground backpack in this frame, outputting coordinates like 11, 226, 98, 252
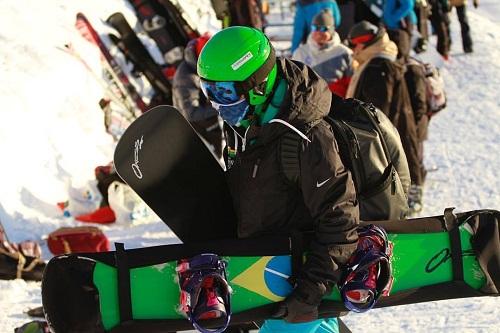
408, 57, 447, 117
281, 97, 410, 221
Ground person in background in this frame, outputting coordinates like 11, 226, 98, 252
291, 0, 342, 52
382, 0, 417, 61
345, 21, 422, 208
336, 0, 356, 40
414, 0, 431, 53
353, 0, 382, 26
429, 0, 451, 59
172, 34, 224, 160
449, 0, 478, 53
292, 9, 353, 97
228, 0, 266, 30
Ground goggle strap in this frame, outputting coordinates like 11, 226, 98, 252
239, 46, 276, 94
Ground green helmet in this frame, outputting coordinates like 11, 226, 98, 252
197, 26, 277, 106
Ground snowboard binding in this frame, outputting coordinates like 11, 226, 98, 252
177, 253, 232, 333
338, 224, 393, 313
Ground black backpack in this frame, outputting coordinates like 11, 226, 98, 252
281, 97, 410, 221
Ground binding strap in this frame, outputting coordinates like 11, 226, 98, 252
115, 242, 132, 323
290, 231, 304, 279
443, 208, 465, 281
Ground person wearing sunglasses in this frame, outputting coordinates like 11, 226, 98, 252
198, 26, 359, 333
292, 9, 353, 98
291, 0, 342, 53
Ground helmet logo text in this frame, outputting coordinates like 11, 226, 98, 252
231, 51, 253, 70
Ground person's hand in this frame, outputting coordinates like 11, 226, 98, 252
270, 292, 319, 323
473, 0, 479, 8
270, 279, 326, 323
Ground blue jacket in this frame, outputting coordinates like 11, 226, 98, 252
291, 0, 341, 52
382, 0, 417, 30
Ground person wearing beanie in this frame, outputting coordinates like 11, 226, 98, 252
346, 21, 422, 211
291, 0, 342, 53
173, 33, 223, 160
292, 9, 354, 97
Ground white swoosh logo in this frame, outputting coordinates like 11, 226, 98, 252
316, 177, 332, 188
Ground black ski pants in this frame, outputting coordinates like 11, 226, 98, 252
429, 6, 451, 57
453, 5, 473, 52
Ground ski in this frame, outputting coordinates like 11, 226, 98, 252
75, 13, 148, 113
57, 43, 138, 140
157, 0, 199, 42
106, 12, 173, 105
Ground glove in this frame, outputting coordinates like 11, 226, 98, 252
473, 0, 478, 8
270, 279, 326, 323
271, 292, 319, 323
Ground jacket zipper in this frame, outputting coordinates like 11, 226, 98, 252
252, 158, 261, 178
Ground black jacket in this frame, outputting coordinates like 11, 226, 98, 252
353, 56, 422, 185
225, 58, 359, 299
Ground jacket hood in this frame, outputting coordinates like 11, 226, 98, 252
233, 58, 332, 149
275, 57, 332, 126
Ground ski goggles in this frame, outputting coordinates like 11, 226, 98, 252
311, 24, 331, 33
200, 80, 243, 106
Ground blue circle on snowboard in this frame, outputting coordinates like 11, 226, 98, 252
264, 256, 293, 297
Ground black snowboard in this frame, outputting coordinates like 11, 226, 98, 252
113, 105, 236, 242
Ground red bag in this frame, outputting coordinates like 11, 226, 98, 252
47, 226, 110, 255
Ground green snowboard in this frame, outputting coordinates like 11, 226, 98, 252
42, 209, 499, 333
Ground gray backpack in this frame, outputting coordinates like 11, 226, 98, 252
281, 98, 410, 221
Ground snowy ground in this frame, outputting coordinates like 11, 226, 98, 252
0, 0, 499, 332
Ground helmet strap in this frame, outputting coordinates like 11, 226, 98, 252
238, 46, 276, 94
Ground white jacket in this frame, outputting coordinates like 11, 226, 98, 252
292, 32, 353, 83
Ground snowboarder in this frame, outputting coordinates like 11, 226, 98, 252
173, 34, 224, 160
291, 0, 342, 53
197, 26, 359, 332
292, 9, 354, 97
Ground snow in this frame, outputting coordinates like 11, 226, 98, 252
0, 0, 498, 331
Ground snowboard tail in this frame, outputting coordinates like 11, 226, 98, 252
42, 209, 500, 333
113, 105, 237, 242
